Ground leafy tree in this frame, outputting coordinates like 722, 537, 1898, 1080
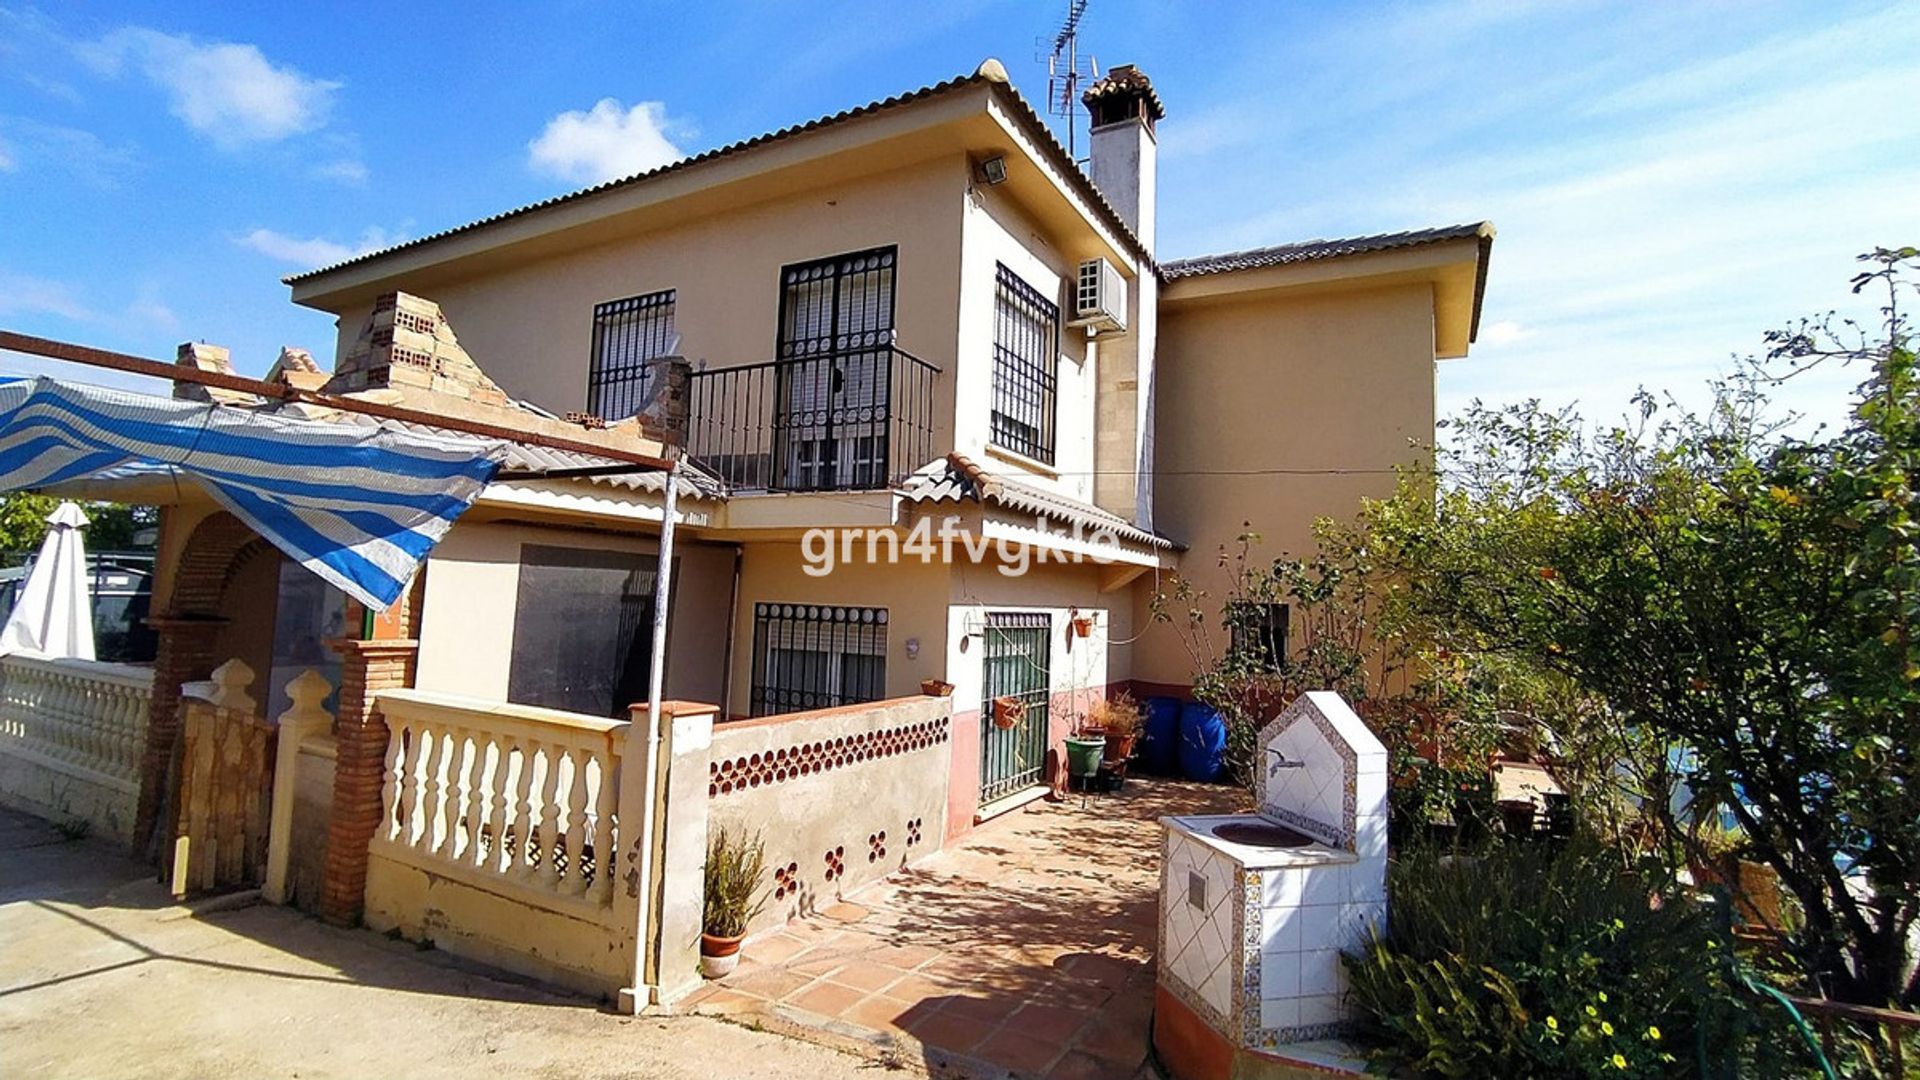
0, 492, 156, 556
1367, 249, 1920, 1008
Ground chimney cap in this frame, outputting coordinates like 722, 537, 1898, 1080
1082, 63, 1165, 122
974, 57, 1010, 83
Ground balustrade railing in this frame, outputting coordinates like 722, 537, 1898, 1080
0, 654, 152, 792
373, 690, 625, 921
686, 345, 941, 492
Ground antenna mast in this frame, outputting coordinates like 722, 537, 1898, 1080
1041, 0, 1097, 158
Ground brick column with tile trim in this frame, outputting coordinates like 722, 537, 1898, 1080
319, 637, 419, 925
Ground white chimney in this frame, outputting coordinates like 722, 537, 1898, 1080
1082, 64, 1162, 254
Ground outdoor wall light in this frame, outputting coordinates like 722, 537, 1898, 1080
977, 155, 1009, 185
905, 637, 921, 659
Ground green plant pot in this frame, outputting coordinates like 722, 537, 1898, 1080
1066, 736, 1107, 779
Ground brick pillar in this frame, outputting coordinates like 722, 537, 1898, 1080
132, 614, 227, 853
319, 637, 419, 925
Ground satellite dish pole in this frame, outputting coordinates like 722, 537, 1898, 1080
1041, 0, 1097, 159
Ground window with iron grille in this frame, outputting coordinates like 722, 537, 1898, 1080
1227, 601, 1289, 672
749, 603, 888, 716
990, 264, 1060, 463
587, 290, 676, 421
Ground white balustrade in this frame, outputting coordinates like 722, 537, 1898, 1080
372, 689, 625, 923
0, 654, 154, 793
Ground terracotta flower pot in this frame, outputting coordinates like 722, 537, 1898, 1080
920, 678, 954, 697
1071, 616, 1094, 638
992, 696, 1025, 730
1102, 732, 1137, 764
700, 932, 744, 979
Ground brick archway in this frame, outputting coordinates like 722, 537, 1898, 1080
131, 510, 274, 853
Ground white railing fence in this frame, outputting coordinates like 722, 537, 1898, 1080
372, 690, 625, 922
0, 653, 152, 794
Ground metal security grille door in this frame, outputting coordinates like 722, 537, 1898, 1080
587, 290, 676, 420
774, 247, 897, 490
749, 603, 888, 716
980, 612, 1052, 803
990, 264, 1059, 464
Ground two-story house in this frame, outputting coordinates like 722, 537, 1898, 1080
266, 59, 1491, 836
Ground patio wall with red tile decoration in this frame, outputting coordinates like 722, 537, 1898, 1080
708, 694, 953, 936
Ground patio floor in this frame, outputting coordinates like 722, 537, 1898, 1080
679, 777, 1248, 1079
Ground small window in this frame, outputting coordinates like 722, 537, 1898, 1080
508, 545, 658, 718
990, 264, 1060, 463
1228, 602, 1289, 672
749, 603, 887, 716
587, 290, 676, 420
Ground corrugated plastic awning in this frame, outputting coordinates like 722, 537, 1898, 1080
0, 376, 507, 611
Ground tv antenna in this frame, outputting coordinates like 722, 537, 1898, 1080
1038, 0, 1098, 157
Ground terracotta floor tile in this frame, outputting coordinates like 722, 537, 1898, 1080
788, 978, 866, 1019
973, 1026, 1066, 1076
1005, 1002, 1093, 1044
878, 972, 951, 1006
726, 965, 813, 1001
1074, 1016, 1148, 1068
866, 941, 941, 970
820, 901, 870, 922
742, 932, 811, 966
842, 991, 915, 1032
827, 960, 907, 994
688, 988, 771, 1017
939, 993, 1022, 1025
901, 1006, 991, 1055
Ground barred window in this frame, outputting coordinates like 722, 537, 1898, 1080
749, 603, 888, 716
587, 290, 676, 420
991, 264, 1060, 464
1228, 601, 1289, 672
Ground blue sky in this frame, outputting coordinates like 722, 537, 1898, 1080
2, 1, 1916, 432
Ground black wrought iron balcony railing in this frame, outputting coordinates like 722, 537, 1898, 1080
685, 345, 941, 493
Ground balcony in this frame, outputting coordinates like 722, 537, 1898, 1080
686, 345, 941, 492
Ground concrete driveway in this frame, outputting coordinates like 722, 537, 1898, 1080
0, 807, 893, 1080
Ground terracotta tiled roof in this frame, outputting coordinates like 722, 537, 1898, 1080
286, 67, 1153, 286
1161, 222, 1494, 280
898, 453, 1178, 551
1081, 64, 1165, 121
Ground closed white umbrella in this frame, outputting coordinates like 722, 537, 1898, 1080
0, 501, 95, 660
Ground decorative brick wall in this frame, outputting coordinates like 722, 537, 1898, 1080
132, 510, 264, 852
320, 637, 418, 925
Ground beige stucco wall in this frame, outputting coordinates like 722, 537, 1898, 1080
1131, 282, 1437, 689
954, 178, 1102, 504
413, 519, 736, 710
327, 157, 970, 444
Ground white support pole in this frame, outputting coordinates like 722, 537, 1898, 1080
623, 460, 680, 1010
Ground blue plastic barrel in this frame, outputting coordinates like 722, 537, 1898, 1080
1141, 696, 1181, 774
1179, 701, 1227, 782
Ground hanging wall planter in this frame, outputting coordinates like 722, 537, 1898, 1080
920, 678, 955, 697
1071, 615, 1095, 638
992, 695, 1026, 730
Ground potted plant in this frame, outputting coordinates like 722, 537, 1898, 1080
1064, 704, 1108, 781
1070, 613, 1095, 638
991, 695, 1026, 730
1089, 692, 1143, 769
920, 678, 954, 697
700, 825, 767, 979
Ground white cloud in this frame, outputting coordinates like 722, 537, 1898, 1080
0, 118, 137, 185
0, 137, 13, 172
1479, 321, 1533, 348
528, 99, 687, 185
0, 271, 96, 322
311, 158, 368, 184
235, 226, 402, 269
83, 28, 339, 148
125, 294, 179, 333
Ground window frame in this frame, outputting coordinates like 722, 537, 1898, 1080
989, 263, 1061, 465
587, 289, 677, 421
748, 602, 889, 716
1227, 601, 1290, 673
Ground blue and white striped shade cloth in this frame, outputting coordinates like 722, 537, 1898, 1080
0, 376, 508, 611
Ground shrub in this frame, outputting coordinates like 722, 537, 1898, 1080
1343, 840, 1798, 1077
702, 825, 767, 939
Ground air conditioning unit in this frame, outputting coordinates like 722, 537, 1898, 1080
1071, 258, 1128, 335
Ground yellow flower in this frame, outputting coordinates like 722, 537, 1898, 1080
1602, 1021, 1615, 1036
1648, 1026, 1662, 1041
1546, 1016, 1560, 1031
1598, 991, 1609, 1003
1613, 1053, 1628, 1069
1586, 1005, 1599, 1017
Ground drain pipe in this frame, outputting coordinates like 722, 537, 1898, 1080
632, 459, 681, 1007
